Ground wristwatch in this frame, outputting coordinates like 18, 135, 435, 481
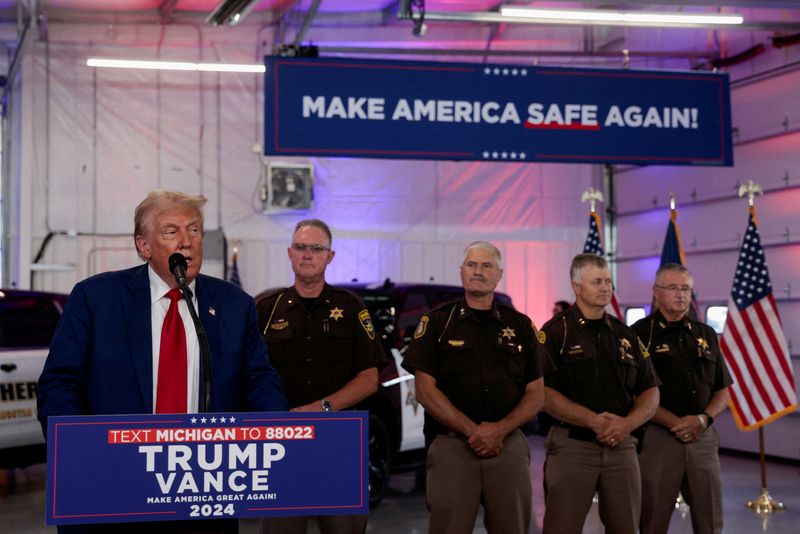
321, 399, 332, 412
703, 411, 714, 426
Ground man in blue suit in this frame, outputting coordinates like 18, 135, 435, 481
37, 190, 287, 533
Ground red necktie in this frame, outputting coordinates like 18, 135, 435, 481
156, 288, 187, 413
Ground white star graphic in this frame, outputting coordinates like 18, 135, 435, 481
210, 417, 217, 423
190, 417, 197, 424
200, 417, 207, 423
483, 151, 490, 158
229, 416, 236, 423
484, 67, 491, 74
220, 417, 227, 423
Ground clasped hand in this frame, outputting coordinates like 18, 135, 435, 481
467, 422, 505, 458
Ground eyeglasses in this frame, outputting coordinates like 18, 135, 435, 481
291, 243, 331, 254
655, 285, 693, 293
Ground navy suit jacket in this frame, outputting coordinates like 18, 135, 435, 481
38, 264, 287, 436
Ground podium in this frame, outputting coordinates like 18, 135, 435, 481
46, 411, 368, 525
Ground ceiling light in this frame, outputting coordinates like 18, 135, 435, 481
86, 58, 265, 73
500, 6, 744, 27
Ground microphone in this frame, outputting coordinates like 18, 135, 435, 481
168, 251, 212, 412
169, 253, 190, 289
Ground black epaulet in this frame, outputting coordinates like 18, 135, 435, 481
541, 308, 568, 331
256, 286, 287, 304
257, 288, 288, 336
541, 310, 569, 355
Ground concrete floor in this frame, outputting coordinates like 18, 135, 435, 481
2, 435, 798, 533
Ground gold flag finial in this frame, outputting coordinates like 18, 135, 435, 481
738, 180, 763, 207
581, 188, 604, 213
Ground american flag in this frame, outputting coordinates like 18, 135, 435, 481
583, 211, 623, 319
657, 208, 699, 320
228, 249, 242, 289
720, 209, 797, 431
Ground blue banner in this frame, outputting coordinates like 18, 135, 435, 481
46, 411, 368, 525
264, 57, 732, 166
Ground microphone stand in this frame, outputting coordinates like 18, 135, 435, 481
178, 284, 213, 413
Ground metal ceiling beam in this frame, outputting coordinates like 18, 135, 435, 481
404, 10, 800, 32
315, 45, 713, 60
293, 0, 322, 44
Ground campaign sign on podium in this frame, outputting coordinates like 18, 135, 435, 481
46, 411, 368, 525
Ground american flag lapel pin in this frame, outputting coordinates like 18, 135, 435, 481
209, 306, 216, 316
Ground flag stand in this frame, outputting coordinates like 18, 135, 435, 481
745, 427, 785, 515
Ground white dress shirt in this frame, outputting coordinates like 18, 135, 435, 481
148, 265, 200, 413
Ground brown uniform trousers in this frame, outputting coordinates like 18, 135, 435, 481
639, 424, 723, 534
426, 429, 532, 534
543, 426, 640, 534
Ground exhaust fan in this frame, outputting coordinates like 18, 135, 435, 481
262, 162, 314, 212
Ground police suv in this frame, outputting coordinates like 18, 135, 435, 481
0, 289, 67, 467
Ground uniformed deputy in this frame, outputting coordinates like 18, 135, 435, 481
633, 263, 732, 534
541, 253, 660, 534
402, 241, 553, 534
257, 219, 387, 534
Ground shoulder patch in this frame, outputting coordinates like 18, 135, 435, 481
358, 309, 376, 340
414, 316, 430, 339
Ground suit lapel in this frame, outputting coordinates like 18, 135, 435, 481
196, 276, 222, 396
123, 266, 155, 413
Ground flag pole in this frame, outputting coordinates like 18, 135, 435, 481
736, 181, 785, 516
746, 427, 785, 514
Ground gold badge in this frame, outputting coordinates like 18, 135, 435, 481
359, 309, 375, 340
448, 340, 465, 347
621, 338, 632, 349
413, 316, 429, 339
697, 337, 709, 350
537, 330, 546, 344
501, 327, 516, 340
329, 307, 344, 321
658, 321, 667, 329
270, 319, 289, 331
638, 338, 650, 358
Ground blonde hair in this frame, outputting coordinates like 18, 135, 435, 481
134, 190, 207, 260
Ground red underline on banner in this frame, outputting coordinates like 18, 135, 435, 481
524, 122, 601, 131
